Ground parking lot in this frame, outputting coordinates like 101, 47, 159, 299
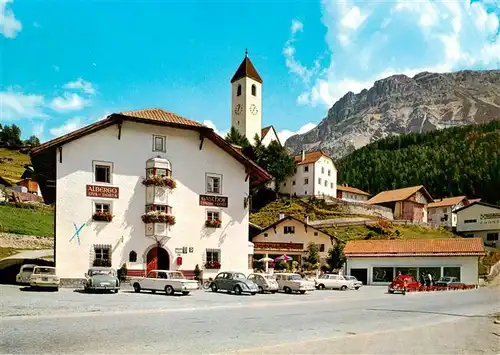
1, 284, 499, 354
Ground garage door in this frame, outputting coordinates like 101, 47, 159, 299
350, 268, 368, 285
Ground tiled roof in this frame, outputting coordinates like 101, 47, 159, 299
468, 198, 482, 203
294, 151, 331, 165
231, 55, 263, 84
337, 185, 371, 196
344, 238, 485, 257
367, 185, 432, 205
261, 126, 272, 138
119, 108, 204, 127
428, 196, 466, 209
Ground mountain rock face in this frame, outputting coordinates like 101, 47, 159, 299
284, 70, 500, 159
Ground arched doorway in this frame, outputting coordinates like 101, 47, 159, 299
146, 246, 170, 274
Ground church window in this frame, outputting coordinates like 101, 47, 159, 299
251, 84, 256, 96
237, 85, 242, 96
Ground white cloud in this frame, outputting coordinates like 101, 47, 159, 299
203, 120, 228, 138
291, 19, 303, 34
277, 122, 318, 144
49, 117, 85, 137
0, 0, 22, 38
288, 0, 500, 108
63, 78, 96, 95
0, 90, 46, 120
49, 93, 89, 112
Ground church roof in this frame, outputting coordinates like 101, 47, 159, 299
231, 53, 263, 84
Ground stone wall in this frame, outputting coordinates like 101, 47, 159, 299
324, 198, 394, 220
0, 233, 53, 249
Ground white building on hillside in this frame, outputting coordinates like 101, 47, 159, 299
230, 51, 279, 147
30, 108, 271, 281
336, 185, 371, 203
456, 201, 500, 247
279, 150, 337, 198
427, 196, 469, 229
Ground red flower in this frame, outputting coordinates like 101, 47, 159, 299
205, 219, 222, 228
92, 211, 113, 222
142, 176, 177, 189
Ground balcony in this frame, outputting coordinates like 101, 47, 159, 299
253, 242, 304, 251
142, 211, 175, 237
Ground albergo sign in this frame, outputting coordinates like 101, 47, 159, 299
86, 185, 119, 199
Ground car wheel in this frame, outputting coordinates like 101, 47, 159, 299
251, 292, 256, 296
284, 287, 291, 294
355, 287, 360, 290
152, 290, 156, 294
133, 283, 141, 293
271, 291, 276, 294
258, 286, 264, 294
54, 287, 59, 292
317, 284, 325, 290
388, 290, 394, 294
114, 289, 119, 294
211, 283, 218, 292
234, 285, 242, 295
340, 285, 347, 291
299, 290, 306, 294
182, 291, 190, 296
165, 285, 175, 296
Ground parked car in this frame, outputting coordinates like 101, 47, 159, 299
16, 264, 37, 285
131, 270, 199, 296
314, 274, 354, 291
388, 274, 420, 294
434, 276, 464, 287
30, 266, 59, 291
344, 275, 363, 290
210, 271, 259, 295
274, 273, 315, 294
247, 273, 279, 293
84, 267, 120, 293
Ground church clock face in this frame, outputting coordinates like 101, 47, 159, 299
249, 104, 258, 115
234, 104, 243, 115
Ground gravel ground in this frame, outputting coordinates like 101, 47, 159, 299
1, 285, 498, 354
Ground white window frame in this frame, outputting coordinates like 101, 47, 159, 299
93, 161, 113, 184
153, 135, 167, 152
206, 173, 222, 194
206, 210, 221, 221
93, 201, 111, 214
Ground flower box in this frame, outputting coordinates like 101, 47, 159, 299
92, 212, 113, 222
141, 211, 175, 225
142, 176, 176, 189
204, 261, 221, 269
205, 219, 222, 228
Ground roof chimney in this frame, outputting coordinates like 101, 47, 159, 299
304, 214, 309, 225
279, 212, 285, 220
301, 150, 305, 161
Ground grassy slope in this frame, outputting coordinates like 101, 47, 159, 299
0, 205, 54, 237
0, 148, 30, 184
250, 200, 456, 243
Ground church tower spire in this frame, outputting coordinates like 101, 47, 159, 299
230, 50, 263, 144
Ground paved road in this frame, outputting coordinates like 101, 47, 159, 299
1, 285, 499, 354
2, 249, 53, 260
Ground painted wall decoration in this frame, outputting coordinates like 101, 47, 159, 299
69, 222, 86, 245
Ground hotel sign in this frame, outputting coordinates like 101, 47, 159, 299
86, 185, 119, 199
199, 194, 228, 208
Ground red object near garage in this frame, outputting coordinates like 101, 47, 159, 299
176, 257, 182, 266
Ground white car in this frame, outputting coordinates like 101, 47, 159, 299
344, 275, 363, 290
314, 274, 354, 291
274, 273, 316, 294
30, 266, 60, 291
16, 264, 37, 285
131, 270, 199, 296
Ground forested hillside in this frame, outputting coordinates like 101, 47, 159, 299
337, 121, 500, 205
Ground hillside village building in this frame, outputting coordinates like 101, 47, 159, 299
230, 51, 279, 147
344, 238, 485, 285
455, 201, 500, 247
367, 185, 433, 223
427, 196, 469, 229
279, 151, 337, 198
336, 185, 371, 202
252, 215, 337, 267
30, 109, 271, 281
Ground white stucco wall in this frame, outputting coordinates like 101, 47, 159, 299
456, 204, 500, 233
338, 191, 369, 203
346, 256, 479, 285
314, 157, 337, 197
261, 127, 279, 147
55, 121, 250, 279
231, 76, 262, 143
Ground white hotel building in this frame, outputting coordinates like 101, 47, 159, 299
31, 108, 271, 282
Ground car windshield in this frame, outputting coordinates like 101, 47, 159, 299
232, 273, 246, 279
22, 267, 34, 272
169, 272, 185, 279
290, 274, 302, 280
89, 269, 114, 276
34, 267, 56, 275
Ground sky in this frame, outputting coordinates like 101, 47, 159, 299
1, 0, 499, 144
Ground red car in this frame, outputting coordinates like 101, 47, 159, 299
388, 275, 420, 294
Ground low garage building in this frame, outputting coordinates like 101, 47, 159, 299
344, 238, 485, 285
